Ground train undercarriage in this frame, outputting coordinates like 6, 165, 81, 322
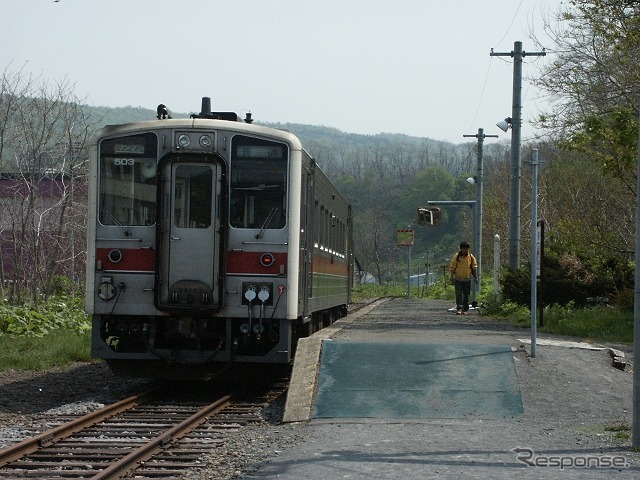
95, 305, 346, 378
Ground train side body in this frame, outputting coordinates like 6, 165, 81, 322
85, 117, 352, 377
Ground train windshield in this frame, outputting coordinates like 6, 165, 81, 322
230, 136, 288, 229
98, 133, 158, 226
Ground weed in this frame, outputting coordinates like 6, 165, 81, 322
606, 423, 631, 440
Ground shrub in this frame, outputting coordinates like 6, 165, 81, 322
0, 295, 90, 337
501, 250, 633, 308
612, 288, 634, 312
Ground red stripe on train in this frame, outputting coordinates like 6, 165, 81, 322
226, 251, 287, 275
96, 248, 155, 272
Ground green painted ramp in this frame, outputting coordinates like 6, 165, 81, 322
313, 341, 523, 419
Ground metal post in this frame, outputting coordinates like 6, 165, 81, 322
539, 220, 545, 327
530, 149, 539, 358
407, 245, 412, 300
471, 202, 477, 305
493, 234, 501, 302
632, 103, 640, 447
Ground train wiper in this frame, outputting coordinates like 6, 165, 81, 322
235, 184, 279, 191
103, 211, 132, 237
255, 207, 278, 239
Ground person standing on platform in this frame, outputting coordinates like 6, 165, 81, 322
449, 241, 478, 315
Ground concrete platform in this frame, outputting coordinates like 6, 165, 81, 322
314, 341, 523, 419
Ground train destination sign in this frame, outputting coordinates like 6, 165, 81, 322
236, 145, 283, 158
114, 144, 145, 155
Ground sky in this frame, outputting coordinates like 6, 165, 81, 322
1, 0, 566, 144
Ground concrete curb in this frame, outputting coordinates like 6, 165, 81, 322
518, 337, 627, 370
282, 298, 389, 423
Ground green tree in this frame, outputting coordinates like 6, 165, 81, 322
535, 0, 640, 138
561, 105, 638, 196
529, 0, 640, 268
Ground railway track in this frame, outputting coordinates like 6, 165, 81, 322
0, 374, 288, 479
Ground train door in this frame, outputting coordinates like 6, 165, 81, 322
157, 158, 223, 311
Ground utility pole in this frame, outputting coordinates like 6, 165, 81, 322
463, 128, 497, 300
491, 41, 546, 269
529, 149, 539, 358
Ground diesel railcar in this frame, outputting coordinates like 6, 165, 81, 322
85, 98, 353, 378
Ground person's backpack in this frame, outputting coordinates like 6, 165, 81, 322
455, 253, 474, 275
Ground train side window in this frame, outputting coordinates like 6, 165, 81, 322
230, 136, 288, 229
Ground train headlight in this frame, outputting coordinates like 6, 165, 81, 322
199, 135, 212, 148
177, 134, 191, 148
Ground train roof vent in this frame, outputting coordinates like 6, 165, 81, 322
190, 97, 242, 122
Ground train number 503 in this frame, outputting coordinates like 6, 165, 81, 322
114, 158, 135, 166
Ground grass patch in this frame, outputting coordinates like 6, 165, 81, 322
606, 423, 631, 440
0, 294, 92, 372
483, 299, 632, 344
578, 422, 631, 441
0, 329, 92, 372
540, 303, 632, 344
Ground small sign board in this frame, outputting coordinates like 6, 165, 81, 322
396, 229, 414, 247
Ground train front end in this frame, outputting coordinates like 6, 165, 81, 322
85, 106, 304, 378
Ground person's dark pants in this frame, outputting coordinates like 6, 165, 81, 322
455, 279, 471, 311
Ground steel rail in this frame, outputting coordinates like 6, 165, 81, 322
91, 393, 232, 480
0, 388, 160, 467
